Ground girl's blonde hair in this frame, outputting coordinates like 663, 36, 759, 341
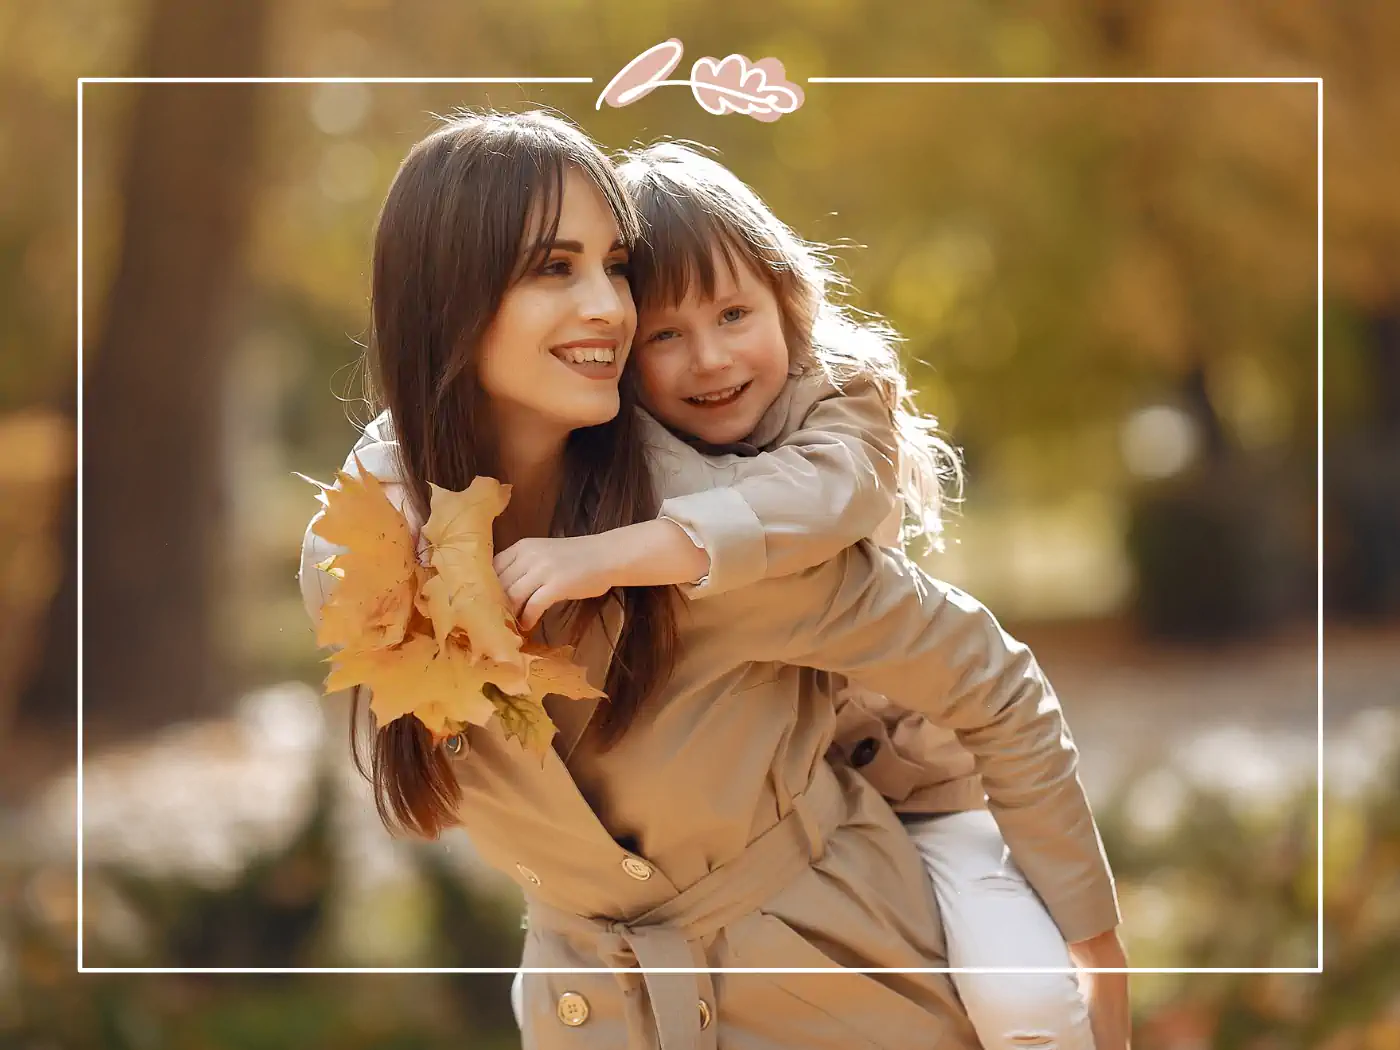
615, 141, 961, 550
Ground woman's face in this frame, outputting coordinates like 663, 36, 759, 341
632, 248, 791, 446
477, 168, 637, 434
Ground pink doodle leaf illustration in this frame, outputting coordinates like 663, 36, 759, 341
596, 38, 685, 110
597, 41, 805, 122
690, 54, 804, 122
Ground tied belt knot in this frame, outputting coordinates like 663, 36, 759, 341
526, 765, 845, 1050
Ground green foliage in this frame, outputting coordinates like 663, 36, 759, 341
1093, 741, 1400, 1049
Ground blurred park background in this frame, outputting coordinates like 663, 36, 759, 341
2, 0, 1397, 1047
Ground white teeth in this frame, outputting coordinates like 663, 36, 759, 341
690, 384, 743, 403
560, 347, 615, 364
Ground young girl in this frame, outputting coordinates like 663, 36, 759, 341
299, 110, 1125, 1049
487, 142, 1126, 1050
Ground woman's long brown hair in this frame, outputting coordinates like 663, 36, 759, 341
351, 109, 677, 839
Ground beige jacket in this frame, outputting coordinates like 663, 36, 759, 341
656, 372, 984, 816
298, 407, 1118, 1050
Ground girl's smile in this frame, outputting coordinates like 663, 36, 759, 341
684, 379, 753, 409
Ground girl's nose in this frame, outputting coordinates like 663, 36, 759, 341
690, 332, 733, 374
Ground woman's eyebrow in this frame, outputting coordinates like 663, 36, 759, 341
542, 238, 627, 254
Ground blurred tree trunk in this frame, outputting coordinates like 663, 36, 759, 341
1328, 302, 1400, 617
11, 0, 270, 759
1372, 307, 1400, 436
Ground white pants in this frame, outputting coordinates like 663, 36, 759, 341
907, 810, 1095, 1050
509, 810, 1094, 1049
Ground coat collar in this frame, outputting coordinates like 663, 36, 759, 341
543, 593, 625, 762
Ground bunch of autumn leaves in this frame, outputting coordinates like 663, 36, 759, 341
304, 455, 604, 758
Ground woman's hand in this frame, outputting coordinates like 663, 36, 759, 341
1068, 928, 1132, 1050
495, 533, 625, 631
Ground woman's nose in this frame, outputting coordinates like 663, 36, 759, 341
578, 265, 630, 326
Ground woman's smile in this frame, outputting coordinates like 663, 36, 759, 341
476, 167, 637, 431
551, 338, 621, 380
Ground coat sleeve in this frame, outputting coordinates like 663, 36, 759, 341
657, 376, 901, 599
296, 427, 410, 634
298, 511, 340, 633
749, 542, 1120, 944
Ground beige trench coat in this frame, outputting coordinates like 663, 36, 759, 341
654, 372, 988, 818
299, 404, 1117, 1050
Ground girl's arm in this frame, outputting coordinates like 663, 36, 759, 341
492, 519, 709, 629
744, 541, 1120, 948
494, 374, 904, 626
658, 372, 902, 597
298, 422, 710, 633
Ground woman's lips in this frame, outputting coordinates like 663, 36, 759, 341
685, 380, 751, 408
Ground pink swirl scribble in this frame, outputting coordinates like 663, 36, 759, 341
596, 40, 804, 123
597, 39, 685, 109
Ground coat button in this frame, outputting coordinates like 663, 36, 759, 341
698, 998, 713, 1029
850, 736, 880, 768
621, 856, 653, 881
443, 734, 464, 755
516, 863, 541, 886
557, 990, 590, 1026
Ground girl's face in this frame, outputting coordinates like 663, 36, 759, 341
477, 168, 637, 434
632, 249, 790, 446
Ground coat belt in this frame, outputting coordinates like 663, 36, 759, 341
526, 763, 846, 1050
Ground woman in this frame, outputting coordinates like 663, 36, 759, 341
300, 109, 1124, 1049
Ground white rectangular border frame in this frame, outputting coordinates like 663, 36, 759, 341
75, 75, 1325, 977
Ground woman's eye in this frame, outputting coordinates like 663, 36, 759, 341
721, 306, 748, 324
608, 259, 631, 277
537, 258, 571, 277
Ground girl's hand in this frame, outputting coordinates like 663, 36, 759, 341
494, 520, 710, 631
494, 534, 626, 631
1069, 929, 1132, 1050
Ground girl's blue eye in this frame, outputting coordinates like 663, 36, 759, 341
649, 329, 679, 343
721, 306, 748, 324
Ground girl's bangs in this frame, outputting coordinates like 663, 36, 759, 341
631, 184, 754, 312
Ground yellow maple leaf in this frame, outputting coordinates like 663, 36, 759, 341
480, 646, 606, 760
304, 457, 419, 652
302, 460, 607, 760
484, 684, 557, 759
325, 631, 526, 738
419, 477, 526, 669
521, 644, 607, 707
